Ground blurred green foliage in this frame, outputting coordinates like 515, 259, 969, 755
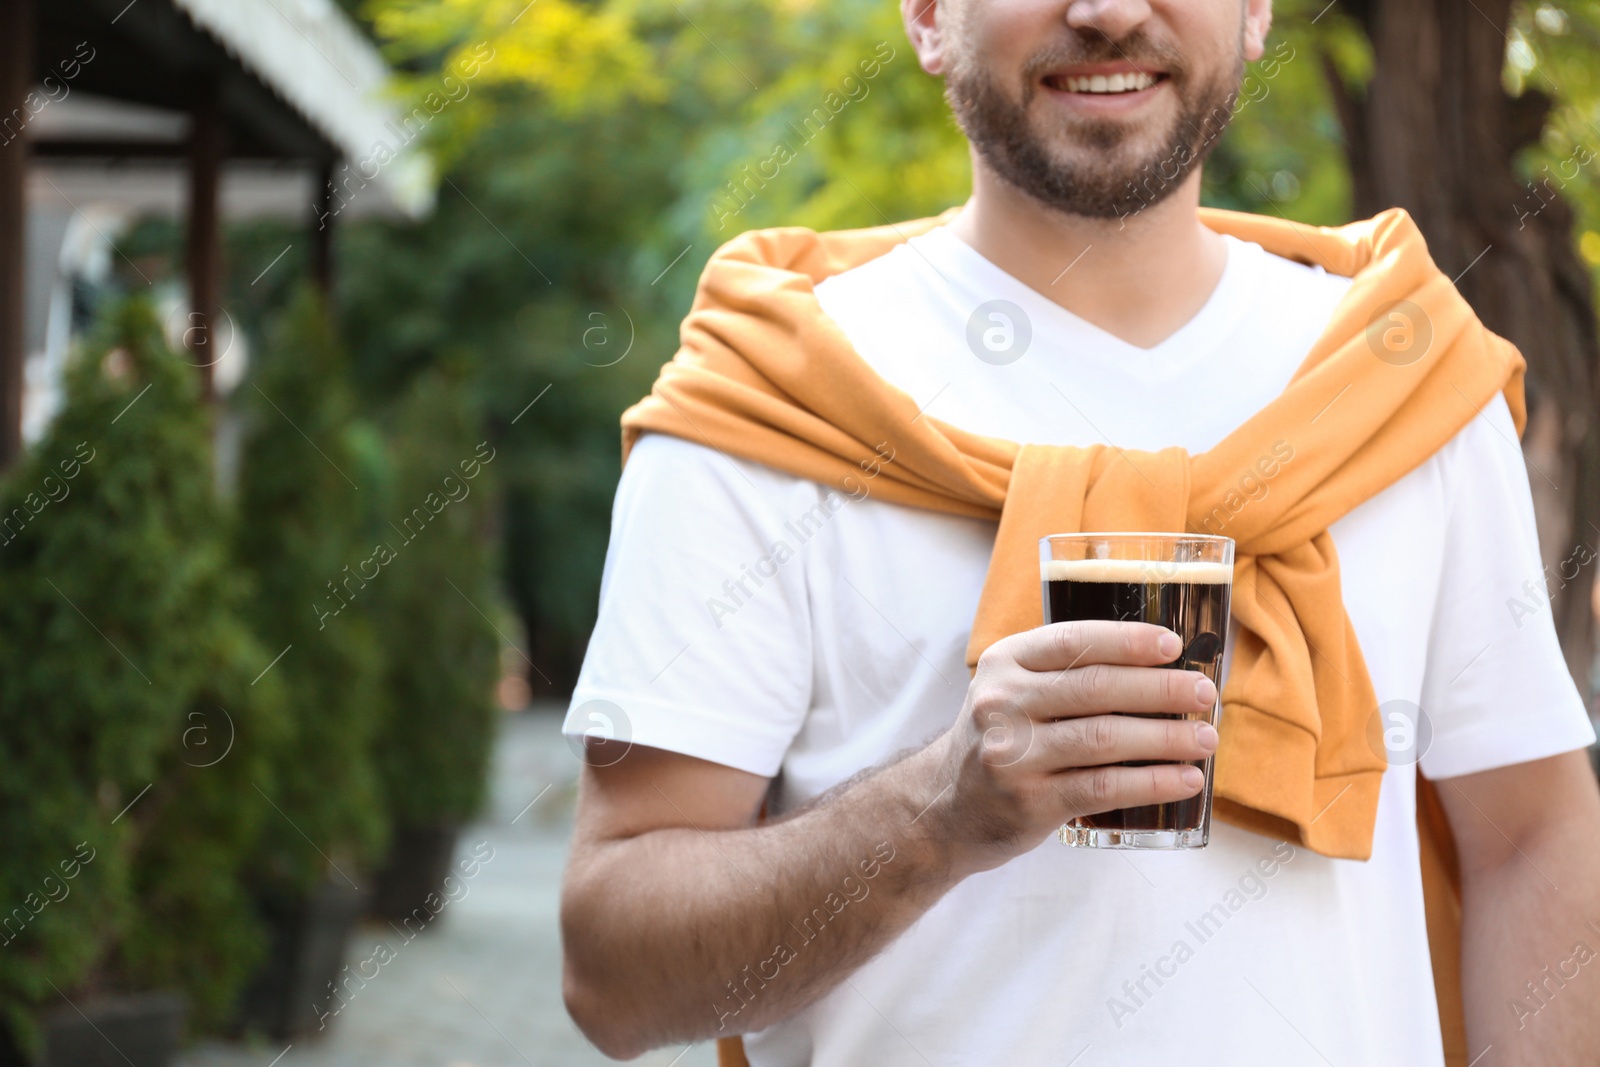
0, 300, 281, 1051
335, 85, 680, 687
370, 366, 500, 827
114, 574, 290, 1033
233, 289, 389, 893
1508, 1, 1600, 266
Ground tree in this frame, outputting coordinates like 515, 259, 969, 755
1321, 0, 1600, 689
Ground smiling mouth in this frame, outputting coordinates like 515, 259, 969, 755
1043, 71, 1166, 95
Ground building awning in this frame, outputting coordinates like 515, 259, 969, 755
28, 0, 432, 219
167, 0, 432, 218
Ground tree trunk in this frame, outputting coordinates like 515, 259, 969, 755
1326, 0, 1600, 697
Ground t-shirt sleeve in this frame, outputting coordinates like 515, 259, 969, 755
562, 432, 815, 777
1417, 391, 1597, 779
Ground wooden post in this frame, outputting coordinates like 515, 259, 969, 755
311, 158, 335, 296
186, 88, 222, 399
0, 0, 32, 466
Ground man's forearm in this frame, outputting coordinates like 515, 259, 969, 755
1459, 814, 1600, 1064
561, 621, 1217, 1058
561, 743, 961, 1057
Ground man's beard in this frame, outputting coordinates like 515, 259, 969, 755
945, 31, 1243, 220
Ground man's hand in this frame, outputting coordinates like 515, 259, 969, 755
925, 619, 1219, 876
561, 619, 1215, 1057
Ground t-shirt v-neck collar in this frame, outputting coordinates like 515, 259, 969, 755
910, 224, 1265, 383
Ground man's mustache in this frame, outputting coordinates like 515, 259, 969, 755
1022, 31, 1187, 84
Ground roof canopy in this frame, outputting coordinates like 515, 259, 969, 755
33, 0, 431, 217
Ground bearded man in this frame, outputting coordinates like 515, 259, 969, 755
559, 2, 1600, 1064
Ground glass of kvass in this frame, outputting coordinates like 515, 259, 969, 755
1040, 533, 1234, 850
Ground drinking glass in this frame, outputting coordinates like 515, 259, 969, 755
1040, 533, 1234, 850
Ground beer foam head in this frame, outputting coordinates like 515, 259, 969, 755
1041, 558, 1233, 584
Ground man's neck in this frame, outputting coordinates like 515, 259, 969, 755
945, 159, 1229, 350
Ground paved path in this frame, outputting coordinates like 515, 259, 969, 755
177, 705, 717, 1067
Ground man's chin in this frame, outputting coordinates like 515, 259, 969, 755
1035, 146, 1174, 192
987, 145, 1190, 221
1030, 114, 1177, 163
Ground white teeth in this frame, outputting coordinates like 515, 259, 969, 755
1061, 71, 1156, 94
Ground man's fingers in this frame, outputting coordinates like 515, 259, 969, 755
1035, 713, 1218, 770
1015, 662, 1216, 720
1051, 762, 1206, 818
1003, 620, 1181, 673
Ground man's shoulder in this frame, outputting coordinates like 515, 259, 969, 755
707, 207, 962, 285
624, 431, 834, 517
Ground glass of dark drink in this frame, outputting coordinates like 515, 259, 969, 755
1041, 533, 1234, 850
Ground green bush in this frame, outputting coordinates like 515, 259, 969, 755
234, 288, 388, 894
0, 299, 261, 1052
372, 366, 499, 830
112, 577, 290, 1033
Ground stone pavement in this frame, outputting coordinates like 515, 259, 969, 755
176, 705, 717, 1067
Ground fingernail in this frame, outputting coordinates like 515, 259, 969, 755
1158, 631, 1182, 659
1181, 766, 1204, 789
1196, 723, 1219, 751
1195, 676, 1216, 705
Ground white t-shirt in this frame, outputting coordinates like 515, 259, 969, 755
566, 224, 1596, 1066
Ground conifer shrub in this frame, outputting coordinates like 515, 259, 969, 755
233, 288, 388, 895
371, 365, 499, 833
0, 299, 271, 1051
